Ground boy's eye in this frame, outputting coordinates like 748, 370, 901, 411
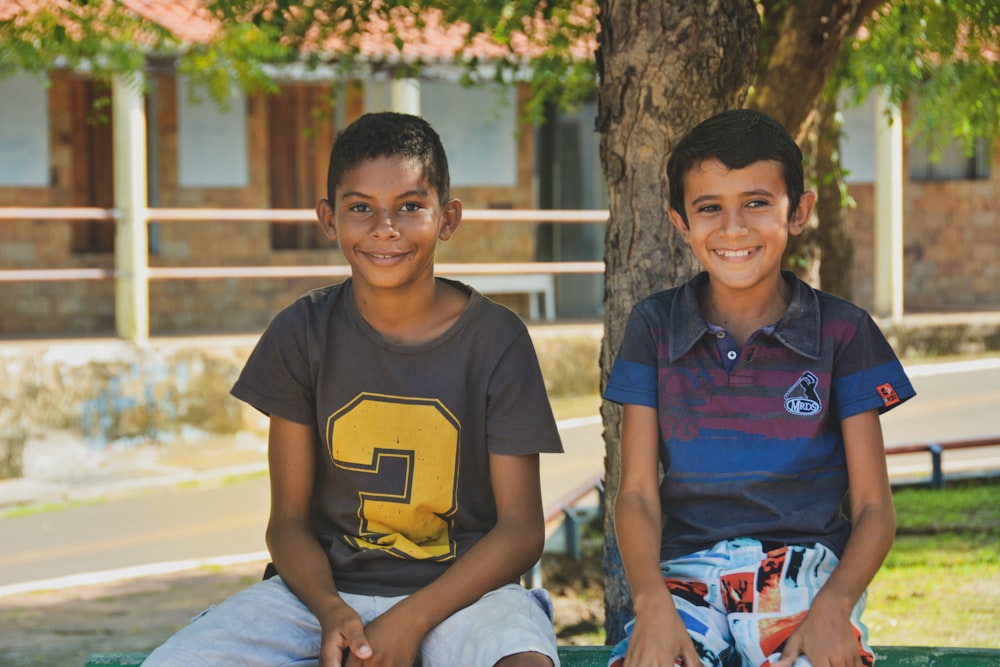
696, 204, 721, 214
348, 203, 372, 213
746, 199, 770, 209
400, 202, 424, 213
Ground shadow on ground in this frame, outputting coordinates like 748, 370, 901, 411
0, 551, 607, 667
0, 562, 264, 667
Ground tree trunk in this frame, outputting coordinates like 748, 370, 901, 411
751, 0, 882, 143
750, 0, 885, 293
595, 0, 759, 644
778, 96, 854, 295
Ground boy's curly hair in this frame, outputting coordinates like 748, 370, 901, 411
327, 112, 450, 205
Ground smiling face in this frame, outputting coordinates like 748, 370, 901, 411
316, 155, 461, 294
669, 157, 814, 297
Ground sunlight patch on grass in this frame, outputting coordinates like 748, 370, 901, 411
867, 554, 1000, 648
867, 480, 1000, 648
884, 534, 998, 568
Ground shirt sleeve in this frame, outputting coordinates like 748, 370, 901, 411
230, 302, 317, 426
604, 304, 659, 408
833, 312, 916, 420
484, 327, 564, 456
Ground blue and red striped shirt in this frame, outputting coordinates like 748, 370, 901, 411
605, 271, 915, 560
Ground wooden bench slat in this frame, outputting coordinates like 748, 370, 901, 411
85, 645, 1000, 666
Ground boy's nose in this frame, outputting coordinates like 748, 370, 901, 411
371, 211, 400, 237
721, 210, 748, 234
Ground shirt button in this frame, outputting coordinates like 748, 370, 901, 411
727, 350, 738, 361
715, 331, 726, 339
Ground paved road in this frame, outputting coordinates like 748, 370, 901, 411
1, 358, 997, 595
880, 359, 1000, 478
0, 418, 606, 594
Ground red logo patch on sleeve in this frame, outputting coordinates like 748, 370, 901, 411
877, 382, 900, 407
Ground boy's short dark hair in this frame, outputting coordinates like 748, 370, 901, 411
327, 112, 450, 204
667, 109, 805, 225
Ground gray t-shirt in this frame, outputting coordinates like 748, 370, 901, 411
232, 278, 563, 595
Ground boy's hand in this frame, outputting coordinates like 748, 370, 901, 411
772, 603, 863, 667
344, 604, 424, 667
624, 602, 701, 667
317, 599, 373, 666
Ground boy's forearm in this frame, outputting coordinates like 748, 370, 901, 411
266, 520, 346, 623
614, 490, 671, 611
817, 409, 899, 615
398, 515, 546, 635
813, 502, 896, 614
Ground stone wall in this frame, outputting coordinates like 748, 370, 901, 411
0, 324, 604, 481
0, 339, 252, 479
4, 315, 1000, 481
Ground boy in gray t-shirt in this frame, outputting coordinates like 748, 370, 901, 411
144, 112, 563, 667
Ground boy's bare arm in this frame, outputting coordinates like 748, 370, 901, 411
775, 409, 896, 667
357, 451, 549, 665
614, 403, 701, 667
265, 415, 373, 667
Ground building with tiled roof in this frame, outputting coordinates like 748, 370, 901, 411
0, 1, 610, 336
0, 1, 997, 337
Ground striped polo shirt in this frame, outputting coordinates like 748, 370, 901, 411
605, 271, 915, 561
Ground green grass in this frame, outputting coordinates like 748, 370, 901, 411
892, 479, 999, 533
1, 495, 110, 519
865, 478, 1000, 648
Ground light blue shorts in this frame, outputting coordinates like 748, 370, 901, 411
142, 576, 560, 666
608, 539, 874, 667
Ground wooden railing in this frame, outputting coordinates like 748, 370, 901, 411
0, 206, 609, 335
0, 206, 608, 282
887, 436, 1000, 489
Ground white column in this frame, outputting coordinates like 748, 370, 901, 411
112, 73, 150, 344
873, 88, 904, 322
390, 77, 421, 115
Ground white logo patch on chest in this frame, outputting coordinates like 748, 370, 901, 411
784, 371, 822, 416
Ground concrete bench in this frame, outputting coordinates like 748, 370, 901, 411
451, 273, 556, 321
84, 645, 1000, 666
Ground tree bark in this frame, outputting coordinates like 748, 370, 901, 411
751, 0, 883, 142
595, 0, 759, 643
814, 99, 855, 298
778, 97, 855, 294
749, 0, 884, 295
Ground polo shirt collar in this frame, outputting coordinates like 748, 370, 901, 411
668, 270, 822, 362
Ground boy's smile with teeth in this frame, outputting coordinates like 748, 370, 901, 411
669, 157, 811, 296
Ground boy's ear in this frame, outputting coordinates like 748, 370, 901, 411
667, 208, 691, 242
438, 199, 463, 241
316, 199, 337, 241
788, 191, 816, 236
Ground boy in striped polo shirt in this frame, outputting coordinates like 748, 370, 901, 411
605, 109, 914, 667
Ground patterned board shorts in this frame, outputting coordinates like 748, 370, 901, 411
608, 538, 875, 667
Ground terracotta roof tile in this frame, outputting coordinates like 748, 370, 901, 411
0, 0, 215, 46
0, 1, 597, 62
121, 0, 218, 44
